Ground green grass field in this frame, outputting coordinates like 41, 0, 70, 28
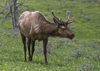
0, 0, 100, 71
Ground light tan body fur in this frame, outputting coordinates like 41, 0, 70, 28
18, 11, 57, 40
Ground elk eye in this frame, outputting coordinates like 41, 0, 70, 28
62, 28, 66, 30
61, 26, 66, 30
61, 26, 65, 29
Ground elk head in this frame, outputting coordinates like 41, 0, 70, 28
51, 10, 75, 39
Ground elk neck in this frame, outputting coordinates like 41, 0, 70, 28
40, 20, 58, 36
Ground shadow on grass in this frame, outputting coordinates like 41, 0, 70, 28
29, 60, 65, 67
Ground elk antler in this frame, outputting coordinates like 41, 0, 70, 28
66, 10, 75, 23
51, 10, 62, 22
66, 10, 71, 20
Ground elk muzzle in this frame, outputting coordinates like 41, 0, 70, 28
70, 34, 75, 39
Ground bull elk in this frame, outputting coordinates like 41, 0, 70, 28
18, 10, 75, 64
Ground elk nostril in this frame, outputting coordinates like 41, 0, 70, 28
72, 34, 75, 37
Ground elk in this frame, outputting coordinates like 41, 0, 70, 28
18, 10, 75, 64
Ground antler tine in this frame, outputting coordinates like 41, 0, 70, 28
66, 10, 75, 23
66, 10, 71, 21
51, 10, 62, 22
68, 17, 75, 23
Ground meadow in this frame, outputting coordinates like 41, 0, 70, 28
0, 0, 100, 71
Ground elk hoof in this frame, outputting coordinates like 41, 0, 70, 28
45, 62, 48, 64
29, 58, 32, 61
29, 59, 32, 62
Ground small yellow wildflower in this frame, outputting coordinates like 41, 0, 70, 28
2, 70, 6, 71
44, 68, 46, 69
63, 61, 65, 63
0, 65, 1, 67
75, 44, 77, 46
84, 57, 86, 60
57, 59, 59, 61
20, 65, 22, 67
55, 59, 56, 60
5, 64, 7, 66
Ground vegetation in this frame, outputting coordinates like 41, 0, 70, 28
0, 0, 100, 71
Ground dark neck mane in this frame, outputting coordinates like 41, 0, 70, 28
38, 13, 59, 36
40, 20, 58, 36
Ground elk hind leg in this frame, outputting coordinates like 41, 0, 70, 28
43, 39, 48, 64
21, 33, 27, 62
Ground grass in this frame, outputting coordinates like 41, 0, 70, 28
0, 0, 100, 71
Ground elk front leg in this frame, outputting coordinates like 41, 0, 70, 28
27, 39, 31, 61
21, 33, 26, 62
30, 37, 35, 61
43, 39, 48, 64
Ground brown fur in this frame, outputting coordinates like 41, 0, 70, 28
18, 11, 75, 64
